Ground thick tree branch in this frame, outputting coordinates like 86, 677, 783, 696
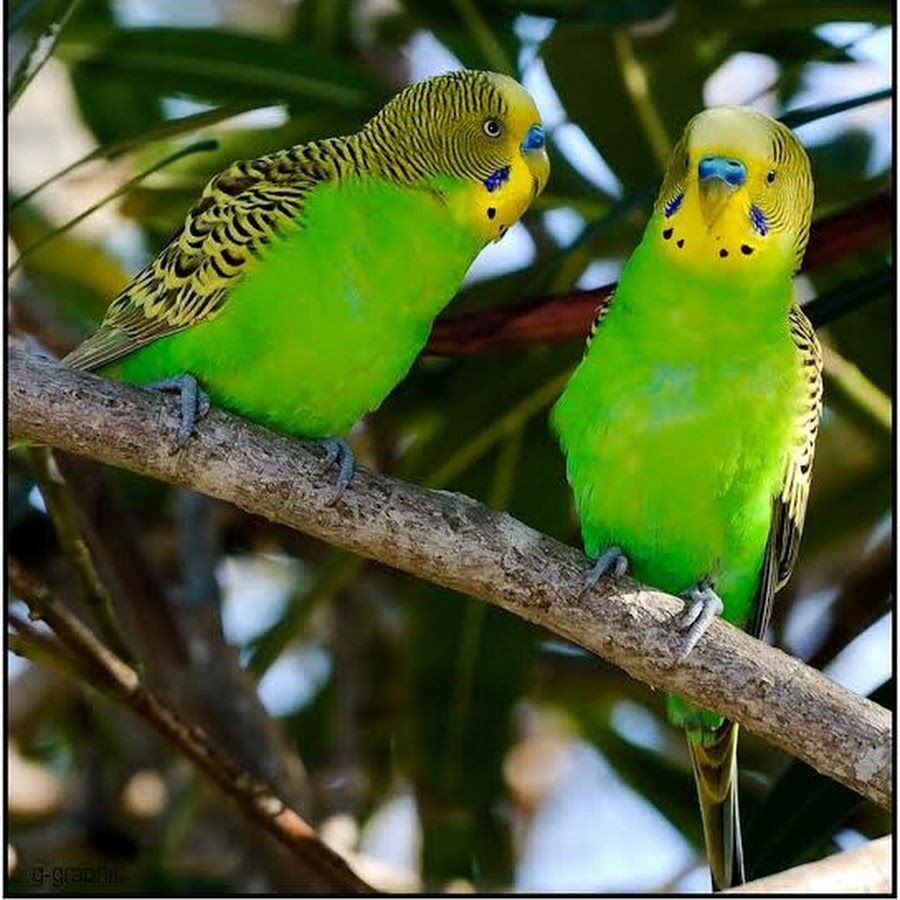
8, 341, 891, 811
427, 190, 891, 355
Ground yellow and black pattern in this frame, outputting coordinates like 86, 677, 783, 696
362, 70, 511, 186
749, 302, 822, 639
63, 146, 337, 370
654, 134, 690, 218
777, 302, 823, 582
757, 121, 815, 271
584, 294, 614, 353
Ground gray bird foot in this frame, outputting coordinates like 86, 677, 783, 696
144, 374, 210, 449
674, 577, 724, 662
584, 545, 629, 589
318, 438, 355, 506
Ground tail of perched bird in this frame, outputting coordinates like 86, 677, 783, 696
688, 720, 744, 889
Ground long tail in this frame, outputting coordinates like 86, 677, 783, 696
687, 719, 745, 890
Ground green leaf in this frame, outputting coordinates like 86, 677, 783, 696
10, 139, 218, 276
56, 26, 382, 111
9, 202, 130, 323
405, 582, 536, 885
13, 102, 262, 210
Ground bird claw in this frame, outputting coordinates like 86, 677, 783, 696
143, 374, 210, 451
582, 545, 629, 593
196, 391, 211, 420
318, 438, 355, 505
674, 578, 723, 662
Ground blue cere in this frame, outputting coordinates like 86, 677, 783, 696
522, 124, 545, 152
698, 156, 747, 187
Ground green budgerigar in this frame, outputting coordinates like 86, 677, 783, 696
551, 107, 821, 889
65, 70, 549, 496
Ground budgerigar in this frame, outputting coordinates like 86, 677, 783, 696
551, 107, 821, 889
64, 70, 549, 498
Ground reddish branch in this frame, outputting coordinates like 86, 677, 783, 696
427, 190, 891, 356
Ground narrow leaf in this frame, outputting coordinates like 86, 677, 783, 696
12, 101, 261, 210
8, 0, 83, 110
10, 139, 218, 276
782, 88, 892, 129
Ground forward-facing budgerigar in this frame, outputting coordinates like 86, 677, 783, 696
65, 70, 549, 497
552, 107, 821, 889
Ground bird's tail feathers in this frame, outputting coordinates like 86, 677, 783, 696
688, 719, 745, 891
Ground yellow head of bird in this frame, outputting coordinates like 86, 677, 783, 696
653, 106, 813, 275
363, 70, 549, 242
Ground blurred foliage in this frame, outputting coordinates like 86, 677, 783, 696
7, 0, 892, 892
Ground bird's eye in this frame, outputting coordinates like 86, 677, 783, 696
483, 118, 502, 138
766, 170, 776, 184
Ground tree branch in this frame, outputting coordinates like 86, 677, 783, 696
8, 341, 891, 811
726, 835, 892, 894
427, 190, 891, 355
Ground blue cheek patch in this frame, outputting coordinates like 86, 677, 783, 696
483, 165, 511, 193
750, 204, 768, 236
664, 192, 684, 218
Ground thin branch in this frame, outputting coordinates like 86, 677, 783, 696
426, 190, 891, 355
48, 452, 190, 684
8, 610, 85, 683
726, 835, 892, 894
8, 341, 892, 811
7, 558, 373, 894
804, 263, 892, 329
27, 446, 135, 663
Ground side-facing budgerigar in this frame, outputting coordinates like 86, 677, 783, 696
64, 70, 549, 498
551, 107, 821, 889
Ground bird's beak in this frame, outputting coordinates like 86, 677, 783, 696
522, 124, 550, 196
698, 155, 746, 229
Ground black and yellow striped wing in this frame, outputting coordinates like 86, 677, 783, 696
63, 147, 325, 371
749, 303, 823, 640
